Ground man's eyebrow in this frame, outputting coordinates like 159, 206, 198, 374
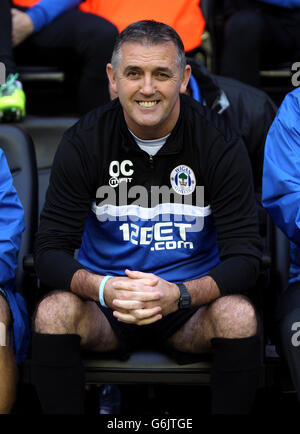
123, 65, 141, 72
123, 66, 173, 74
154, 67, 173, 74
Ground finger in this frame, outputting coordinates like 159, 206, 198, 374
131, 306, 162, 320
112, 299, 145, 310
113, 307, 130, 315
113, 306, 161, 322
112, 280, 158, 292
125, 269, 158, 284
115, 277, 156, 287
113, 312, 162, 325
112, 311, 138, 324
113, 290, 161, 302
136, 314, 163, 326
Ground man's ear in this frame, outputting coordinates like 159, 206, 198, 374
106, 63, 118, 95
180, 64, 192, 94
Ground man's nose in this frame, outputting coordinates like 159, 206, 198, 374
140, 74, 155, 95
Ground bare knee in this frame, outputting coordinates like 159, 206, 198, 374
0, 296, 11, 347
0, 296, 11, 327
208, 295, 257, 339
34, 290, 85, 334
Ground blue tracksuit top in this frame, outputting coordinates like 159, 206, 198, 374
0, 149, 30, 363
259, 0, 300, 7
25, 0, 81, 32
25, 0, 300, 34
0, 148, 25, 292
262, 87, 300, 285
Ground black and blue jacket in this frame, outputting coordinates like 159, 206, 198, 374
35, 94, 262, 296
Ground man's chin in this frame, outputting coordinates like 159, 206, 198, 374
136, 108, 167, 125
136, 119, 164, 132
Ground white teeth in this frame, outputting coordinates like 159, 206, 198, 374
138, 101, 157, 107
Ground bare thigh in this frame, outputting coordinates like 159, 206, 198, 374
0, 295, 11, 346
166, 295, 257, 353
79, 301, 120, 353
166, 305, 211, 353
34, 290, 120, 353
0, 295, 11, 324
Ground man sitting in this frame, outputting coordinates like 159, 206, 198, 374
32, 20, 262, 414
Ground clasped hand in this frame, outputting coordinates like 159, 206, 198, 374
104, 269, 180, 326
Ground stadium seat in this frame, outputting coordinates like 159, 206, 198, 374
18, 66, 65, 84
16, 116, 78, 215
16, 64, 75, 116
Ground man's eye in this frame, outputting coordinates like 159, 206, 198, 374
157, 72, 170, 79
127, 71, 139, 78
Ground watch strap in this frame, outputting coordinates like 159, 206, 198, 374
177, 283, 191, 309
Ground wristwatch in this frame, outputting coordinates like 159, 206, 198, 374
177, 283, 191, 309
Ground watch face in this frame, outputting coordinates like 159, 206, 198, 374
180, 293, 191, 309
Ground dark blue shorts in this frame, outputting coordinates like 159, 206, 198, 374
98, 303, 199, 358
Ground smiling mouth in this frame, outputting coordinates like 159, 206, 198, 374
137, 100, 160, 107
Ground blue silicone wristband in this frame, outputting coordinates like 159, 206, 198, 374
99, 275, 113, 308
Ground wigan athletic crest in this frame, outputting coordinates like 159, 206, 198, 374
170, 165, 196, 195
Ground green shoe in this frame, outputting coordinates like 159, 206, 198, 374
0, 73, 26, 122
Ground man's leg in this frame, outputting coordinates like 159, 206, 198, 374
0, 0, 17, 76
220, 10, 264, 86
167, 294, 261, 414
0, 0, 25, 122
220, 8, 300, 87
275, 282, 300, 401
278, 308, 300, 400
0, 295, 18, 414
14, 9, 118, 113
31, 290, 119, 414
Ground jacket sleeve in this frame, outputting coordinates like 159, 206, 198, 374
259, 0, 300, 8
26, 0, 81, 32
0, 149, 25, 287
203, 132, 262, 295
262, 89, 300, 245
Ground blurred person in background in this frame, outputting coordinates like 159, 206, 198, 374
220, 0, 300, 87
0, 148, 30, 413
0, 0, 118, 119
0, 0, 204, 120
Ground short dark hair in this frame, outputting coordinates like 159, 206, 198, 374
111, 20, 186, 75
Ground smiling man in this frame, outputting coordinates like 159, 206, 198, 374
106, 37, 190, 139
32, 20, 262, 414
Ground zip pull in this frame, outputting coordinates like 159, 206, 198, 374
149, 154, 154, 168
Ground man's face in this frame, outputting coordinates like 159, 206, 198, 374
107, 41, 191, 140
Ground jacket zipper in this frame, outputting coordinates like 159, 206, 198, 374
149, 154, 154, 168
